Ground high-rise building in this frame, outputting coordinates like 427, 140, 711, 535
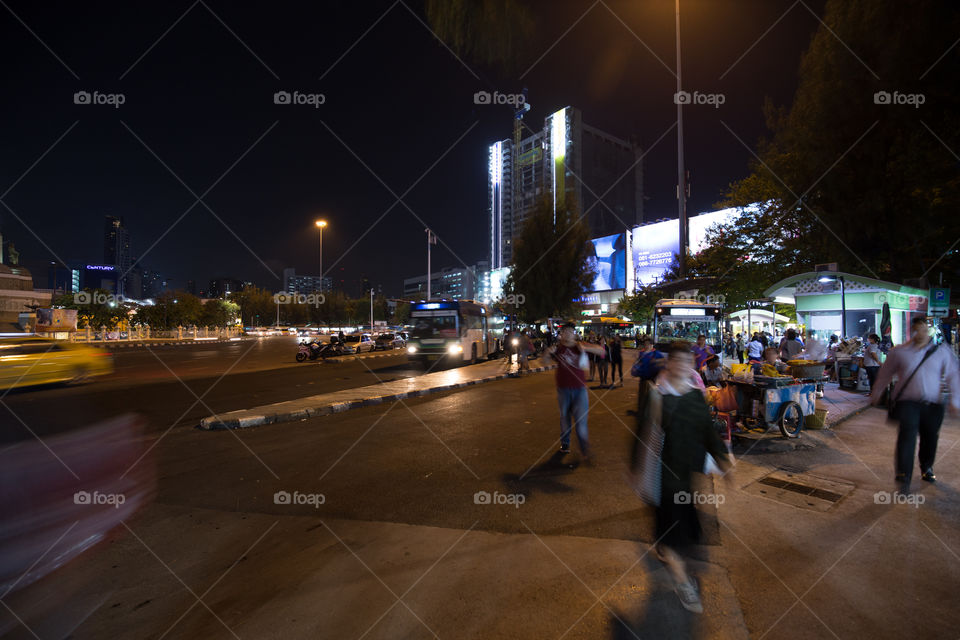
209, 278, 245, 298
282, 268, 331, 294
488, 106, 643, 269
402, 261, 487, 300
103, 216, 132, 293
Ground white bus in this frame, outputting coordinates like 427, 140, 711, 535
406, 300, 497, 365
654, 299, 723, 354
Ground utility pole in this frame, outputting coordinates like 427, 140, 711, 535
676, 0, 688, 279
370, 288, 374, 332
426, 228, 437, 299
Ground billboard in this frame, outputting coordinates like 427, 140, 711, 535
36, 308, 78, 333
587, 232, 627, 292
626, 208, 740, 289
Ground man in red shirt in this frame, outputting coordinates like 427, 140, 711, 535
544, 323, 606, 459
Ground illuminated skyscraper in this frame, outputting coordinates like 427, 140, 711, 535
487, 106, 644, 269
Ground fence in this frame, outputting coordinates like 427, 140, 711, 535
69, 325, 242, 343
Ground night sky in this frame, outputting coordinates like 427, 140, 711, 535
2, 0, 827, 297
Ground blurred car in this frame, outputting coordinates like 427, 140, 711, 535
374, 333, 405, 350
0, 337, 113, 390
343, 333, 375, 353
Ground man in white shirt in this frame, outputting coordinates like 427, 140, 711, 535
871, 316, 960, 488
746, 333, 764, 361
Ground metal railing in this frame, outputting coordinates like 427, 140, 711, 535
69, 326, 242, 343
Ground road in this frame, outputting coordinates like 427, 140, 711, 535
0, 337, 437, 443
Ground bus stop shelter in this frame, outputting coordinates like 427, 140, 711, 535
763, 271, 928, 343
727, 309, 790, 336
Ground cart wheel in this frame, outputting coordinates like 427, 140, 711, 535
778, 401, 803, 438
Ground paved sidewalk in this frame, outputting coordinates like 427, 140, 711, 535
200, 359, 555, 429
28, 503, 749, 640
816, 383, 872, 428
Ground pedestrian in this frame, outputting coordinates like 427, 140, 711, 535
691, 334, 715, 369
746, 333, 764, 371
631, 342, 733, 613
701, 354, 727, 385
608, 335, 624, 387
518, 330, 533, 373
871, 316, 960, 490
862, 333, 882, 391
632, 336, 666, 381
544, 322, 606, 460
735, 333, 744, 364
597, 337, 609, 386
778, 328, 804, 361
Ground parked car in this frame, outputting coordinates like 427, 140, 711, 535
0, 337, 113, 390
343, 333, 375, 353
374, 333, 405, 350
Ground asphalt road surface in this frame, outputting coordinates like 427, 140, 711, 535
0, 337, 455, 443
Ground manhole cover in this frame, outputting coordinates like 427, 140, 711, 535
743, 470, 855, 512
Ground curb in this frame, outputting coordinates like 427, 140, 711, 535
104, 339, 246, 349
200, 363, 557, 430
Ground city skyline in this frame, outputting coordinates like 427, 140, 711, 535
3, 0, 825, 295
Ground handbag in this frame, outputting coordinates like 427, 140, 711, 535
888, 344, 938, 421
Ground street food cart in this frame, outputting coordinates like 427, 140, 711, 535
722, 375, 818, 438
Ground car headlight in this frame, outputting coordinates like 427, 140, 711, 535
407, 345, 417, 354
448, 344, 463, 354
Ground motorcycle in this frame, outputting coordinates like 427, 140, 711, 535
296, 341, 325, 362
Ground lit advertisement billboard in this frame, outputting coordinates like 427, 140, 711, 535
626, 208, 740, 289
587, 232, 626, 292
630, 219, 678, 287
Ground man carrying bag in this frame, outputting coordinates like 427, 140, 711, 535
871, 316, 960, 491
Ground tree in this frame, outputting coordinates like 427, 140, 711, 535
199, 299, 237, 327
720, 0, 960, 284
393, 301, 411, 325
504, 196, 595, 322
229, 287, 274, 327
616, 284, 661, 332
425, 0, 534, 71
52, 289, 127, 329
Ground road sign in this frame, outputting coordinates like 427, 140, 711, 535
929, 287, 950, 317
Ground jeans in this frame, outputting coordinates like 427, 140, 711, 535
896, 400, 945, 479
865, 366, 880, 390
557, 386, 590, 453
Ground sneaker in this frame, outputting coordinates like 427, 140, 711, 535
675, 580, 703, 614
922, 470, 936, 483
559, 444, 571, 454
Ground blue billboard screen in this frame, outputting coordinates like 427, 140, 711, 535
588, 232, 626, 291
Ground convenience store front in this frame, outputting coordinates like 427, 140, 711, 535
764, 272, 928, 344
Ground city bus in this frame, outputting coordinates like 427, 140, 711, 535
406, 300, 497, 365
579, 317, 638, 346
653, 299, 723, 355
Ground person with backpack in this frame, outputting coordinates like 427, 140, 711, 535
543, 323, 606, 460
871, 316, 960, 490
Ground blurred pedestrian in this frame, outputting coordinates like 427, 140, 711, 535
735, 333, 745, 364
692, 334, 715, 369
597, 336, 610, 386
587, 334, 598, 382
632, 342, 733, 613
871, 316, 960, 489
544, 323, 606, 460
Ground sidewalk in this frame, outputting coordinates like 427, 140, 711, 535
200, 358, 556, 429
22, 503, 749, 639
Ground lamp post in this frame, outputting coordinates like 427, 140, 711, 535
315, 220, 327, 285
675, 0, 688, 278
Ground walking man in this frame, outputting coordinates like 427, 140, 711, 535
608, 335, 624, 388
735, 333, 744, 364
871, 316, 960, 490
544, 323, 606, 459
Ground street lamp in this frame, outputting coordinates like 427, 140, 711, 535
818, 274, 846, 338
315, 219, 327, 289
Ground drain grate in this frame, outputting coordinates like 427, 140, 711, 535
744, 470, 855, 512
757, 476, 845, 503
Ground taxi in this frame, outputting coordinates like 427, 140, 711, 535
0, 336, 113, 390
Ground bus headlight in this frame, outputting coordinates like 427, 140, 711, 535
407, 345, 417, 354
447, 344, 463, 354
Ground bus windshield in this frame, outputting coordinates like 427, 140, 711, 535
657, 319, 720, 343
411, 314, 458, 338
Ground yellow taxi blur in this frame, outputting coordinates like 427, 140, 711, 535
0, 337, 113, 390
